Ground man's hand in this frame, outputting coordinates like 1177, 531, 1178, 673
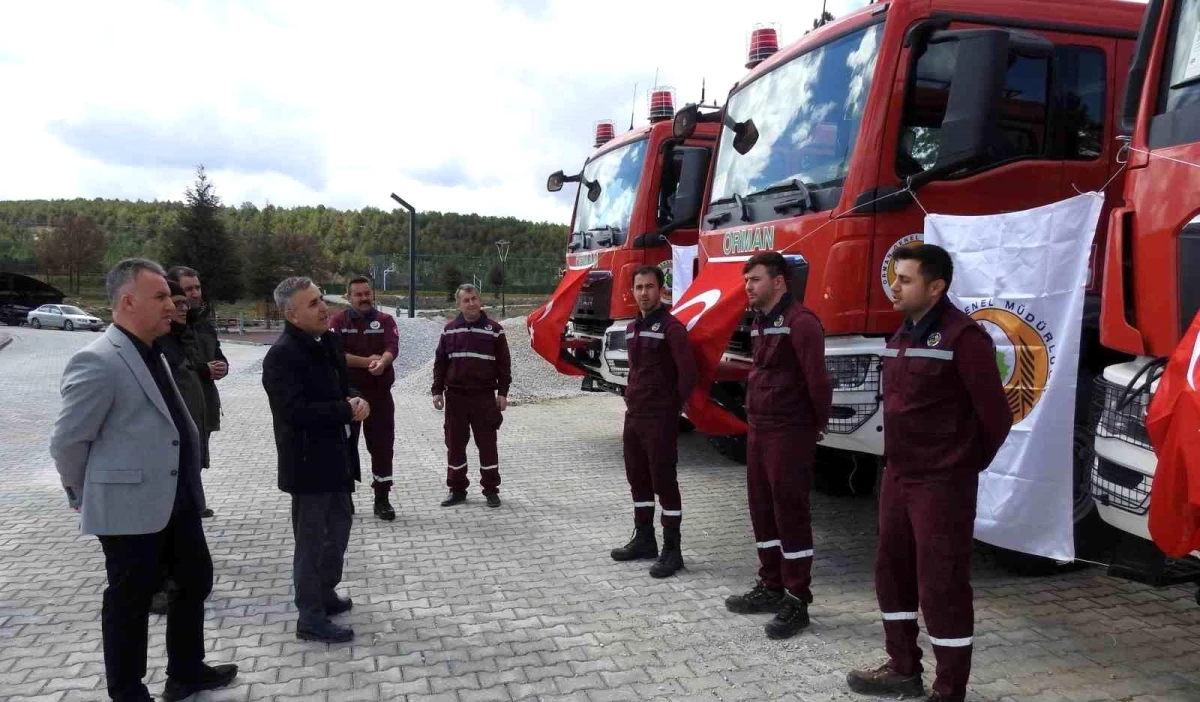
496, 395, 508, 411
432, 394, 444, 411
208, 360, 229, 380
367, 354, 392, 376
348, 397, 370, 422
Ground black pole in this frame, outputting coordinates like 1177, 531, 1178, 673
500, 257, 506, 318
389, 193, 417, 319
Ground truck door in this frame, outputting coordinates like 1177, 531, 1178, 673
869, 23, 1061, 331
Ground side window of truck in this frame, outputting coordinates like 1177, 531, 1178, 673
657, 149, 686, 226
1159, 0, 1200, 114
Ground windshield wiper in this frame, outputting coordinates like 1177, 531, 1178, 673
567, 231, 586, 252
745, 179, 815, 215
587, 226, 621, 248
705, 193, 752, 225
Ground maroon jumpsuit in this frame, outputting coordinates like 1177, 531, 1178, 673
877, 297, 1011, 700
432, 312, 512, 496
745, 294, 832, 602
623, 306, 697, 529
328, 308, 400, 493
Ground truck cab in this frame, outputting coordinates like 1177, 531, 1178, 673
547, 92, 718, 392
1091, 0, 1200, 574
683, 0, 1140, 475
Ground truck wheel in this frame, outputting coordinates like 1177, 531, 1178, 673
707, 434, 747, 464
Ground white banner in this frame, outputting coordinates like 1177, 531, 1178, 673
924, 193, 1104, 561
671, 244, 699, 307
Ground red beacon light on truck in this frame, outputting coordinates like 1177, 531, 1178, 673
648, 87, 675, 123
746, 24, 780, 69
594, 120, 616, 147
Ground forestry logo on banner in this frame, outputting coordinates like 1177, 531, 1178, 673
658, 259, 673, 304
881, 233, 924, 300
967, 300, 1055, 425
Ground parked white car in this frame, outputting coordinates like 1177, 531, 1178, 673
26, 304, 104, 331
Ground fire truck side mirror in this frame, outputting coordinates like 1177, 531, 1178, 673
673, 105, 699, 139
732, 118, 760, 155
547, 170, 566, 192
670, 147, 712, 225
909, 28, 1052, 189
586, 179, 603, 203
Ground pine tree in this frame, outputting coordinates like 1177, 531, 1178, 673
162, 166, 242, 302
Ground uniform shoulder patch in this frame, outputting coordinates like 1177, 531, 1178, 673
370, 320, 381, 330
926, 331, 943, 347
651, 322, 661, 332
773, 316, 784, 327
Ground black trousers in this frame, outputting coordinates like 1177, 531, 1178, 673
291, 492, 353, 627
97, 508, 213, 701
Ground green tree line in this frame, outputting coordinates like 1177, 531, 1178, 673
0, 169, 569, 301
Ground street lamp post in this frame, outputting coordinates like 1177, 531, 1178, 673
494, 239, 511, 318
389, 193, 417, 318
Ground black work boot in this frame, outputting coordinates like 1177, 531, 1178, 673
610, 524, 658, 562
649, 526, 683, 578
440, 491, 466, 507
725, 580, 785, 614
764, 591, 810, 639
845, 661, 925, 698
373, 490, 396, 521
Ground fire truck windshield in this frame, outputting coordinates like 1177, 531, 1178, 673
710, 24, 881, 208
1164, 0, 1200, 112
571, 138, 649, 250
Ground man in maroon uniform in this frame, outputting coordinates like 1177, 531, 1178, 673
609, 266, 697, 578
847, 244, 1011, 702
725, 252, 831, 640
328, 276, 399, 521
432, 284, 512, 508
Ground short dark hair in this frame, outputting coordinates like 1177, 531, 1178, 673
632, 265, 664, 288
742, 251, 790, 280
166, 266, 199, 283
347, 275, 372, 290
892, 244, 954, 289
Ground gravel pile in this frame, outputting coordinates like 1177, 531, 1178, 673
393, 315, 448, 379
393, 315, 585, 405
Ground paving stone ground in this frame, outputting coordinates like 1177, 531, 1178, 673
1, 326, 1198, 702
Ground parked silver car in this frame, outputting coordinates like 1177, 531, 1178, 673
26, 304, 104, 331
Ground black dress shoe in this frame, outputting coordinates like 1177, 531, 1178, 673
374, 493, 396, 521
297, 619, 354, 643
325, 596, 353, 616
161, 663, 239, 701
440, 491, 467, 507
200, 508, 215, 519
485, 493, 501, 508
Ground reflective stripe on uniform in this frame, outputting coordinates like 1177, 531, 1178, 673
470, 328, 504, 337
782, 548, 813, 559
639, 331, 665, 339
750, 329, 759, 337
449, 462, 468, 470
633, 501, 656, 508
929, 635, 973, 647
762, 327, 791, 336
372, 474, 393, 483
756, 539, 782, 549
480, 464, 499, 471
339, 328, 359, 334
442, 328, 469, 335
449, 352, 497, 361
625, 332, 635, 340
364, 329, 385, 334
879, 348, 901, 358
661, 509, 682, 517
881, 611, 919, 621
904, 348, 954, 360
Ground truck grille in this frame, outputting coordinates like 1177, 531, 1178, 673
572, 318, 611, 338
1090, 457, 1152, 515
606, 329, 627, 352
1092, 377, 1152, 450
826, 355, 882, 435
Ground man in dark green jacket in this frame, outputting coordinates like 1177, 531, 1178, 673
167, 266, 227, 519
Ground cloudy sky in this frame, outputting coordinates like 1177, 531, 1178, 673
0, 0, 877, 224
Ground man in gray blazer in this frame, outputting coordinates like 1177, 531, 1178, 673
50, 259, 238, 702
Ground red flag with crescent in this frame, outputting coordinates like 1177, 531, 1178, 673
527, 266, 590, 376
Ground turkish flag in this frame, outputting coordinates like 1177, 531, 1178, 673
671, 261, 750, 436
1146, 310, 1200, 558
527, 266, 590, 376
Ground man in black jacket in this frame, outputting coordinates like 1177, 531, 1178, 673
262, 277, 368, 644
167, 266, 227, 519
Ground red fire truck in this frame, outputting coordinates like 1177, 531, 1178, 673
546, 90, 719, 393
676, 0, 1145, 560
1089, 0, 1200, 588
